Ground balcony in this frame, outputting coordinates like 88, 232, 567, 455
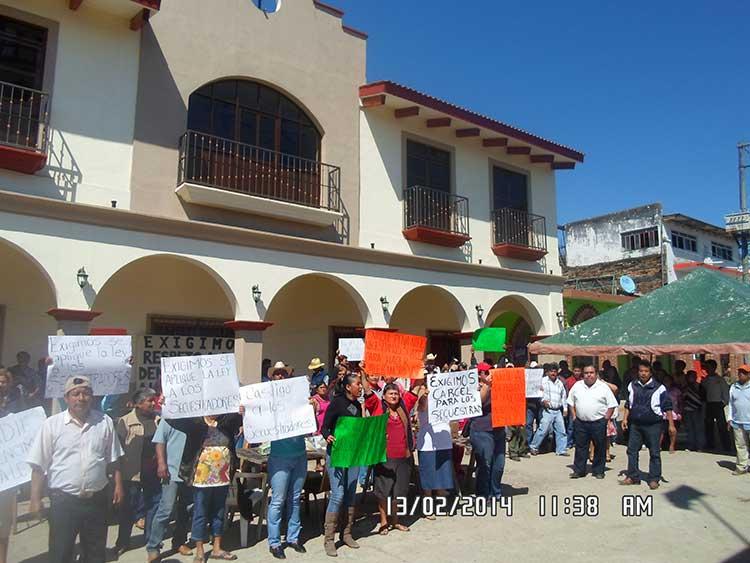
176, 130, 343, 227
0, 81, 50, 174
492, 208, 548, 260
402, 185, 470, 247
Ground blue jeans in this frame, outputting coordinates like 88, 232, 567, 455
529, 409, 567, 454
146, 480, 193, 553
566, 411, 576, 448
469, 427, 506, 498
191, 486, 229, 542
526, 399, 542, 443
267, 454, 307, 548
326, 456, 360, 513
116, 479, 161, 549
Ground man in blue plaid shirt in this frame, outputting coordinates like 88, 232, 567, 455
529, 364, 569, 456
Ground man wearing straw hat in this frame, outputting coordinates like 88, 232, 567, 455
308, 357, 328, 388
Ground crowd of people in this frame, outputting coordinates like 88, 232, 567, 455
0, 349, 747, 563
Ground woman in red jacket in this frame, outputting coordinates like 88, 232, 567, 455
363, 380, 423, 534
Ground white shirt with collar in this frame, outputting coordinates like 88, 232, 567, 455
27, 408, 123, 496
567, 379, 618, 422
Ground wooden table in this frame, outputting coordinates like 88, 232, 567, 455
237, 447, 326, 468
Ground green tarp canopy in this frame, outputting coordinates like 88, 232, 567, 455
529, 268, 750, 355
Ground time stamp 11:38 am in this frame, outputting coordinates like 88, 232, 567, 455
387, 495, 654, 518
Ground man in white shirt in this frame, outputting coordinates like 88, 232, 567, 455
567, 364, 618, 479
27, 375, 124, 563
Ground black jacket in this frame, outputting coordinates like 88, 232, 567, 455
320, 395, 362, 453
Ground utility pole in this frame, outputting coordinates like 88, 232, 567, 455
725, 142, 750, 283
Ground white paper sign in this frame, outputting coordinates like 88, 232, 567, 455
240, 377, 317, 442
525, 369, 544, 398
161, 354, 241, 419
338, 338, 365, 362
0, 407, 46, 492
427, 369, 482, 425
46, 336, 132, 398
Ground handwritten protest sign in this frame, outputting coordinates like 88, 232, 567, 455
338, 338, 365, 362
363, 330, 426, 378
0, 407, 46, 492
525, 368, 544, 398
490, 367, 526, 427
472, 327, 506, 353
428, 369, 482, 425
330, 415, 387, 468
161, 354, 241, 419
136, 335, 235, 389
240, 377, 317, 442
46, 336, 132, 398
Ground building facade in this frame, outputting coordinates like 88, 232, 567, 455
0, 0, 583, 383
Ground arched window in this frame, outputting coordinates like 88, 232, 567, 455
187, 79, 320, 161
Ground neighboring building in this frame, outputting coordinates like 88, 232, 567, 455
0, 1, 584, 378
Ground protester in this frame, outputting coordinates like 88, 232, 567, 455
660, 374, 682, 453
600, 360, 621, 389
701, 359, 731, 452
525, 365, 543, 445
363, 379, 421, 534
425, 353, 439, 375
308, 357, 328, 388
558, 360, 571, 380
564, 363, 584, 449
507, 424, 530, 461
728, 365, 750, 476
320, 372, 363, 557
9, 351, 39, 402
621, 357, 641, 400
168, 412, 243, 561
115, 388, 160, 556
415, 381, 454, 517
652, 360, 669, 383
27, 375, 124, 563
620, 360, 675, 490
673, 360, 688, 390
0, 369, 23, 563
682, 370, 705, 452
529, 364, 568, 456
566, 364, 617, 479
470, 362, 506, 498
146, 418, 193, 562
267, 381, 310, 558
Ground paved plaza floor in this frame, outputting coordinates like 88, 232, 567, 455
10, 447, 750, 563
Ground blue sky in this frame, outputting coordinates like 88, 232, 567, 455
333, 0, 749, 227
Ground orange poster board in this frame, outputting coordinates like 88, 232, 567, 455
490, 367, 526, 427
363, 330, 427, 379
693, 360, 707, 383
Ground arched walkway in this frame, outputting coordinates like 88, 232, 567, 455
263, 274, 369, 375
389, 285, 468, 367
0, 237, 57, 366
486, 295, 544, 365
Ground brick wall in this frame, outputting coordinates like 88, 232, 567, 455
562, 253, 664, 294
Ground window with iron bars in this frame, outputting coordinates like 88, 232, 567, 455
671, 230, 697, 252
711, 242, 734, 261
621, 227, 659, 251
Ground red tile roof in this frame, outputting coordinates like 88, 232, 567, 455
359, 80, 584, 162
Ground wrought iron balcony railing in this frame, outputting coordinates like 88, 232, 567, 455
0, 80, 50, 153
403, 185, 469, 238
492, 207, 548, 258
178, 130, 341, 212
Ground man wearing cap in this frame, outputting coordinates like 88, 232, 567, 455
728, 365, 750, 475
308, 357, 328, 388
425, 354, 439, 375
27, 375, 124, 563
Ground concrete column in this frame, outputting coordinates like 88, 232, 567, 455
46, 308, 101, 335
225, 321, 273, 385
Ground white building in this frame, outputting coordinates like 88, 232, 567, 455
0, 0, 584, 383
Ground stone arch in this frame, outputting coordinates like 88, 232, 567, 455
570, 304, 599, 326
0, 236, 58, 365
485, 294, 545, 365
91, 254, 237, 335
263, 273, 370, 374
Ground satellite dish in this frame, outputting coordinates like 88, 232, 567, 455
252, 0, 282, 13
619, 275, 637, 295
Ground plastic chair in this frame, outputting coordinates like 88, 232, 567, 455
226, 471, 269, 547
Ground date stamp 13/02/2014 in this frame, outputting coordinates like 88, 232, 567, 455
387, 495, 513, 518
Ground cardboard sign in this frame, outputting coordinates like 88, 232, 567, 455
0, 407, 46, 492
240, 377, 317, 442
363, 330, 426, 378
490, 367, 526, 427
330, 415, 387, 468
427, 369, 482, 425
46, 336, 132, 398
161, 354, 241, 419
472, 327, 506, 353
338, 338, 365, 362
136, 335, 235, 389
525, 368, 544, 398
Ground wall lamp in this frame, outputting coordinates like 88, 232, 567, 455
380, 296, 389, 312
77, 267, 89, 288
556, 311, 565, 325
252, 284, 262, 303
475, 304, 484, 316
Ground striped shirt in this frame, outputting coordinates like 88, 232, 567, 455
542, 376, 567, 410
